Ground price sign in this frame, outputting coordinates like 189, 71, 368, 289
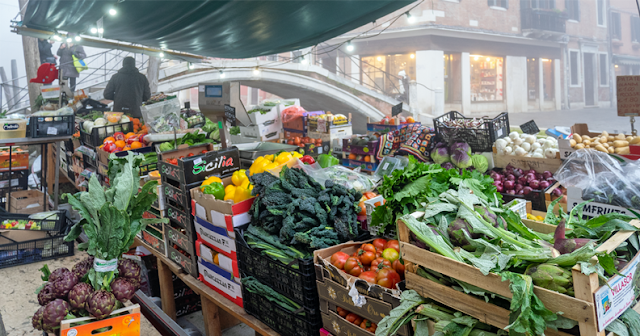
224, 104, 236, 126
392, 102, 403, 117
617, 76, 640, 116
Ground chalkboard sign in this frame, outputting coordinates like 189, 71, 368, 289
225, 104, 236, 126
617, 76, 640, 116
392, 103, 403, 117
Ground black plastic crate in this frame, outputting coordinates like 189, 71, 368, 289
29, 115, 75, 138
0, 210, 66, 231
0, 217, 74, 269
79, 122, 133, 148
434, 111, 509, 153
0, 169, 29, 191
83, 153, 97, 168
236, 229, 319, 310
242, 277, 322, 336
520, 120, 540, 135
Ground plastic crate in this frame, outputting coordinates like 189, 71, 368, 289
83, 153, 97, 168
242, 276, 322, 336
520, 120, 540, 135
506, 199, 528, 219
0, 217, 74, 269
29, 115, 75, 138
434, 111, 509, 153
79, 122, 133, 148
0, 211, 66, 231
235, 229, 319, 310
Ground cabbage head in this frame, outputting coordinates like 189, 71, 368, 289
471, 154, 489, 173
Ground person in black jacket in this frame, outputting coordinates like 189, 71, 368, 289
103, 57, 151, 118
57, 42, 86, 91
38, 38, 56, 65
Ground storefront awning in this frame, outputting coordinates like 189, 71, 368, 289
614, 54, 640, 66
22, 0, 414, 59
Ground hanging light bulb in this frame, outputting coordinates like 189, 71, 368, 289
301, 56, 308, 65
159, 52, 164, 58
66, 37, 72, 43
253, 67, 261, 75
74, 36, 81, 42
108, 8, 117, 16
406, 12, 416, 24
52, 34, 61, 41
188, 63, 195, 69
98, 28, 104, 34
219, 70, 226, 78
346, 41, 354, 52
90, 27, 98, 34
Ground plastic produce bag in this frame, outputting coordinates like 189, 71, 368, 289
554, 149, 640, 209
140, 98, 181, 133
303, 164, 375, 193
281, 105, 306, 124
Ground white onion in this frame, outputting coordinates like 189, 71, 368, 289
532, 152, 544, 158
504, 146, 513, 154
515, 147, 527, 156
495, 138, 507, 151
509, 132, 520, 140
532, 142, 541, 151
521, 142, 531, 152
513, 137, 524, 146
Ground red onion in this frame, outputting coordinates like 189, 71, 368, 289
527, 169, 537, 175
518, 176, 528, 185
496, 185, 504, 192
542, 171, 553, 179
552, 188, 563, 197
526, 173, 536, 182
506, 174, 516, 181
504, 180, 515, 190
506, 189, 516, 195
539, 181, 550, 189
517, 189, 525, 195
529, 180, 540, 190
523, 186, 533, 195
515, 184, 524, 192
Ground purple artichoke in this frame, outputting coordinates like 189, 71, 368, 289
68, 282, 94, 310
72, 257, 94, 280
127, 277, 141, 291
32, 306, 45, 330
118, 259, 141, 279
49, 267, 72, 283
38, 282, 57, 306
52, 271, 78, 299
42, 299, 70, 326
111, 277, 136, 302
87, 290, 117, 319
448, 218, 480, 247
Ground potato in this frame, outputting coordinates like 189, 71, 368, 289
570, 139, 577, 147
615, 146, 631, 155
583, 139, 591, 146
608, 141, 615, 146
609, 147, 615, 153
593, 138, 601, 144
627, 136, 635, 142
595, 144, 607, 152
583, 135, 592, 140
630, 137, 640, 145
573, 134, 583, 143
602, 131, 609, 137
600, 136, 608, 143
603, 142, 610, 148
574, 143, 585, 149
608, 136, 615, 141
617, 133, 627, 140
614, 140, 630, 147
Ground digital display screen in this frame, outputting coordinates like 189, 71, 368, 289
205, 85, 223, 97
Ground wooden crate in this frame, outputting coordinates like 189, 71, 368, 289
397, 212, 640, 336
60, 304, 140, 336
492, 146, 562, 172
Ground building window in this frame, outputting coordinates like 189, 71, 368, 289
470, 55, 504, 101
632, 17, 640, 42
488, 0, 508, 9
611, 12, 622, 40
597, 0, 605, 26
542, 59, 555, 100
565, 0, 580, 21
570, 50, 580, 86
599, 54, 608, 86
525, 0, 555, 9
361, 54, 415, 97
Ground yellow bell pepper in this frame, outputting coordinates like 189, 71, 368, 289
200, 176, 222, 191
264, 154, 275, 162
291, 151, 303, 159
232, 169, 248, 186
264, 162, 279, 172
276, 152, 293, 164
233, 183, 252, 203
224, 187, 236, 201
225, 184, 236, 194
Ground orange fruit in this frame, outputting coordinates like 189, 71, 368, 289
107, 115, 120, 123
348, 153, 357, 160
125, 132, 136, 139
130, 141, 143, 149
114, 140, 126, 148
103, 137, 115, 144
406, 116, 415, 123
122, 146, 131, 151
364, 156, 371, 162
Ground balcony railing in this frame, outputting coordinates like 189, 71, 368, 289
521, 9, 567, 34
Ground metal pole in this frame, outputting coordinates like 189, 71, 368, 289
10, 60, 19, 107
54, 141, 60, 209
0, 68, 14, 109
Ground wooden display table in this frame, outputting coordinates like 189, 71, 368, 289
135, 238, 278, 336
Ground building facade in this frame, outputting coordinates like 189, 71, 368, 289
610, 0, 640, 77
321, 0, 616, 116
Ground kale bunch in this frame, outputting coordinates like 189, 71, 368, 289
248, 167, 361, 252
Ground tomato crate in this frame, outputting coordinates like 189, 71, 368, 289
434, 111, 509, 153
157, 145, 239, 185
242, 275, 322, 336
29, 115, 75, 138
166, 202, 193, 233
166, 228, 199, 278
138, 224, 167, 257
397, 214, 640, 336
79, 121, 133, 148
161, 177, 200, 211
235, 228, 319, 310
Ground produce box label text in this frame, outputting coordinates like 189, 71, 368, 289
595, 252, 640, 330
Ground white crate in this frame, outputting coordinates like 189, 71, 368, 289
506, 199, 528, 219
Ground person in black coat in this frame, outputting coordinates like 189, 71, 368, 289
38, 38, 56, 65
57, 42, 86, 91
103, 57, 151, 118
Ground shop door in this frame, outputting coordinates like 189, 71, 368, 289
584, 53, 595, 106
526, 58, 539, 109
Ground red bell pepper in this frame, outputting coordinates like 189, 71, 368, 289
300, 155, 316, 165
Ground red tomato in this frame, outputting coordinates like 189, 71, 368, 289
384, 240, 400, 252
371, 257, 391, 271
293, 137, 301, 145
113, 132, 125, 141
336, 306, 349, 318
363, 191, 377, 199
360, 243, 376, 254
358, 250, 376, 266
187, 153, 195, 157
353, 315, 363, 326
382, 248, 400, 263
330, 252, 350, 270
393, 259, 405, 278
201, 150, 207, 154
376, 268, 401, 289
358, 201, 366, 216
345, 313, 358, 324
360, 319, 377, 332
179, 156, 185, 159
344, 257, 363, 277
372, 238, 387, 251
358, 271, 377, 284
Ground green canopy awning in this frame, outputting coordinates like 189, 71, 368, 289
23, 0, 413, 58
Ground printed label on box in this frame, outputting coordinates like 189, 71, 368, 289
595, 253, 640, 330
194, 218, 235, 255
198, 259, 242, 299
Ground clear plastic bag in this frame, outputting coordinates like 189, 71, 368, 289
281, 105, 306, 124
140, 98, 181, 133
304, 164, 375, 193
555, 149, 640, 209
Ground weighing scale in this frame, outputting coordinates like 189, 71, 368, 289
197, 82, 252, 148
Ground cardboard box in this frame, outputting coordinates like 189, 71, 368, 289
491, 146, 562, 172
198, 257, 243, 307
567, 186, 637, 218
158, 145, 240, 185
196, 239, 239, 278
282, 110, 324, 133
308, 126, 353, 144
190, 179, 254, 236
140, 225, 167, 257
284, 128, 305, 139
166, 203, 192, 232
342, 138, 379, 156
308, 114, 352, 133
150, 184, 166, 211
6, 190, 45, 214
0, 148, 28, 172
558, 123, 640, 162
229, 121, 281, 143
193, 216, 238, 259
0, 230, 48, 245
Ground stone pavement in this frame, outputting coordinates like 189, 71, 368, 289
478, 107, 637, 134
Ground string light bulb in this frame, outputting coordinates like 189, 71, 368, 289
66, 37, 72, 43
346, 41, 354, 52
406, 12, 416, 24
90, 27, 97, 34
188, 63, 195, 70
301, 56, 308, 65
74, 36, 81, 42
159, 52, 164, 58
52, 35, 61, 41
98, 28, 104, 34
108, 8, 117, 16
219, 70, 226, 78
253, 67, 261, 75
